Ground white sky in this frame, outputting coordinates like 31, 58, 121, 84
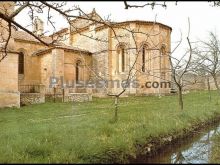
15, 1, 220, 57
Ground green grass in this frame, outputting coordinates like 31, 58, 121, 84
0, 90, 220, 163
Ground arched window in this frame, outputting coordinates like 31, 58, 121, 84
141, 44, 150, 72
160, 46, 166, 80
18, 52, 24, 74
121, 47, 125, 72
76, 60, 82, 82
142, 46, 146, 72
160, 46, 166, 70
116, 44, 126, 73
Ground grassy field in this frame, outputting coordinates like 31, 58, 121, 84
0, 91, 220, 163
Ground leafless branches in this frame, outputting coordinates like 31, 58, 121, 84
0, 1, 185, 119
123, 1, 167, 10
168, 18, 193, 110
0, 2, 110, 61
192, 31, 220, 95
209, 1, 220, 7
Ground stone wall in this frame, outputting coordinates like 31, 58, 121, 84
40, 49, 65, 89
15, 41, 47, 86
64, 51, 92, 87
71, 25, 109, 88
108, 23, 172, 95
182, 74, 220, 91
0, 92, 20, 108
64, 93, 92, 102
40, 52, 53, 88
20, 93, 45, 106
207, 76, 220, 91
0, 37, 20, 109
0, 2, 20, 108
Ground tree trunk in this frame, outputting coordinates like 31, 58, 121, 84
207, 77, 211, 101
178, 86, 184, 110
114, 96, 119, 121
213, 75, 220, 104
213, 75, 220, 96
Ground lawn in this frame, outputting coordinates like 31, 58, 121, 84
0, 91, 220, 163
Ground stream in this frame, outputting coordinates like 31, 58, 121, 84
132, 122, 220, 164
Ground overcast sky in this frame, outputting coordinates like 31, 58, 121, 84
15, 1, 220, 57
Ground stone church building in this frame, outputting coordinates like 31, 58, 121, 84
0, 2, 172, 108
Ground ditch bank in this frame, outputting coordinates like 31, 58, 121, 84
82, 112, 220, 163
130, 112, 220, 163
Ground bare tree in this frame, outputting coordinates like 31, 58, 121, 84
123, 1, 219, 9
0, 1, 124, 61
76, 19, 165, 121
0, 1, 179, 61
192, 31, 220, 96
123, 1, 168, 9
168, 18, 193, 111
209, 1, 220, 7
0, 1, 186, 119
0, 1, 170, 120
189, 60, 213, 101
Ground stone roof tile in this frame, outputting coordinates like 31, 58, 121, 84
32, 44, 92, 56
13, 31, 53, 43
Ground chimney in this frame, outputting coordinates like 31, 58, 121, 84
33, 17, 44, 36
92, 8, 96, 14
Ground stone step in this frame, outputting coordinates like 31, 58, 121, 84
65, 93, 92, 102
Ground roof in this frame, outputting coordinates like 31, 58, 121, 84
69, 8, 103, 31
69, 19, 172, 35
91, 20, 172, 32
32, 44, 92, 56
111, 20, 172, 31
13, 29, 92, 56
50, 9, 103, 37
13, 9, 172, 57
67, 8, 172, 33
49, 28, 68, 37
14, 6, 172, 41
13, 31, 53, 44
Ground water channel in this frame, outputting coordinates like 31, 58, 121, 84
131, 122, 220, 164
